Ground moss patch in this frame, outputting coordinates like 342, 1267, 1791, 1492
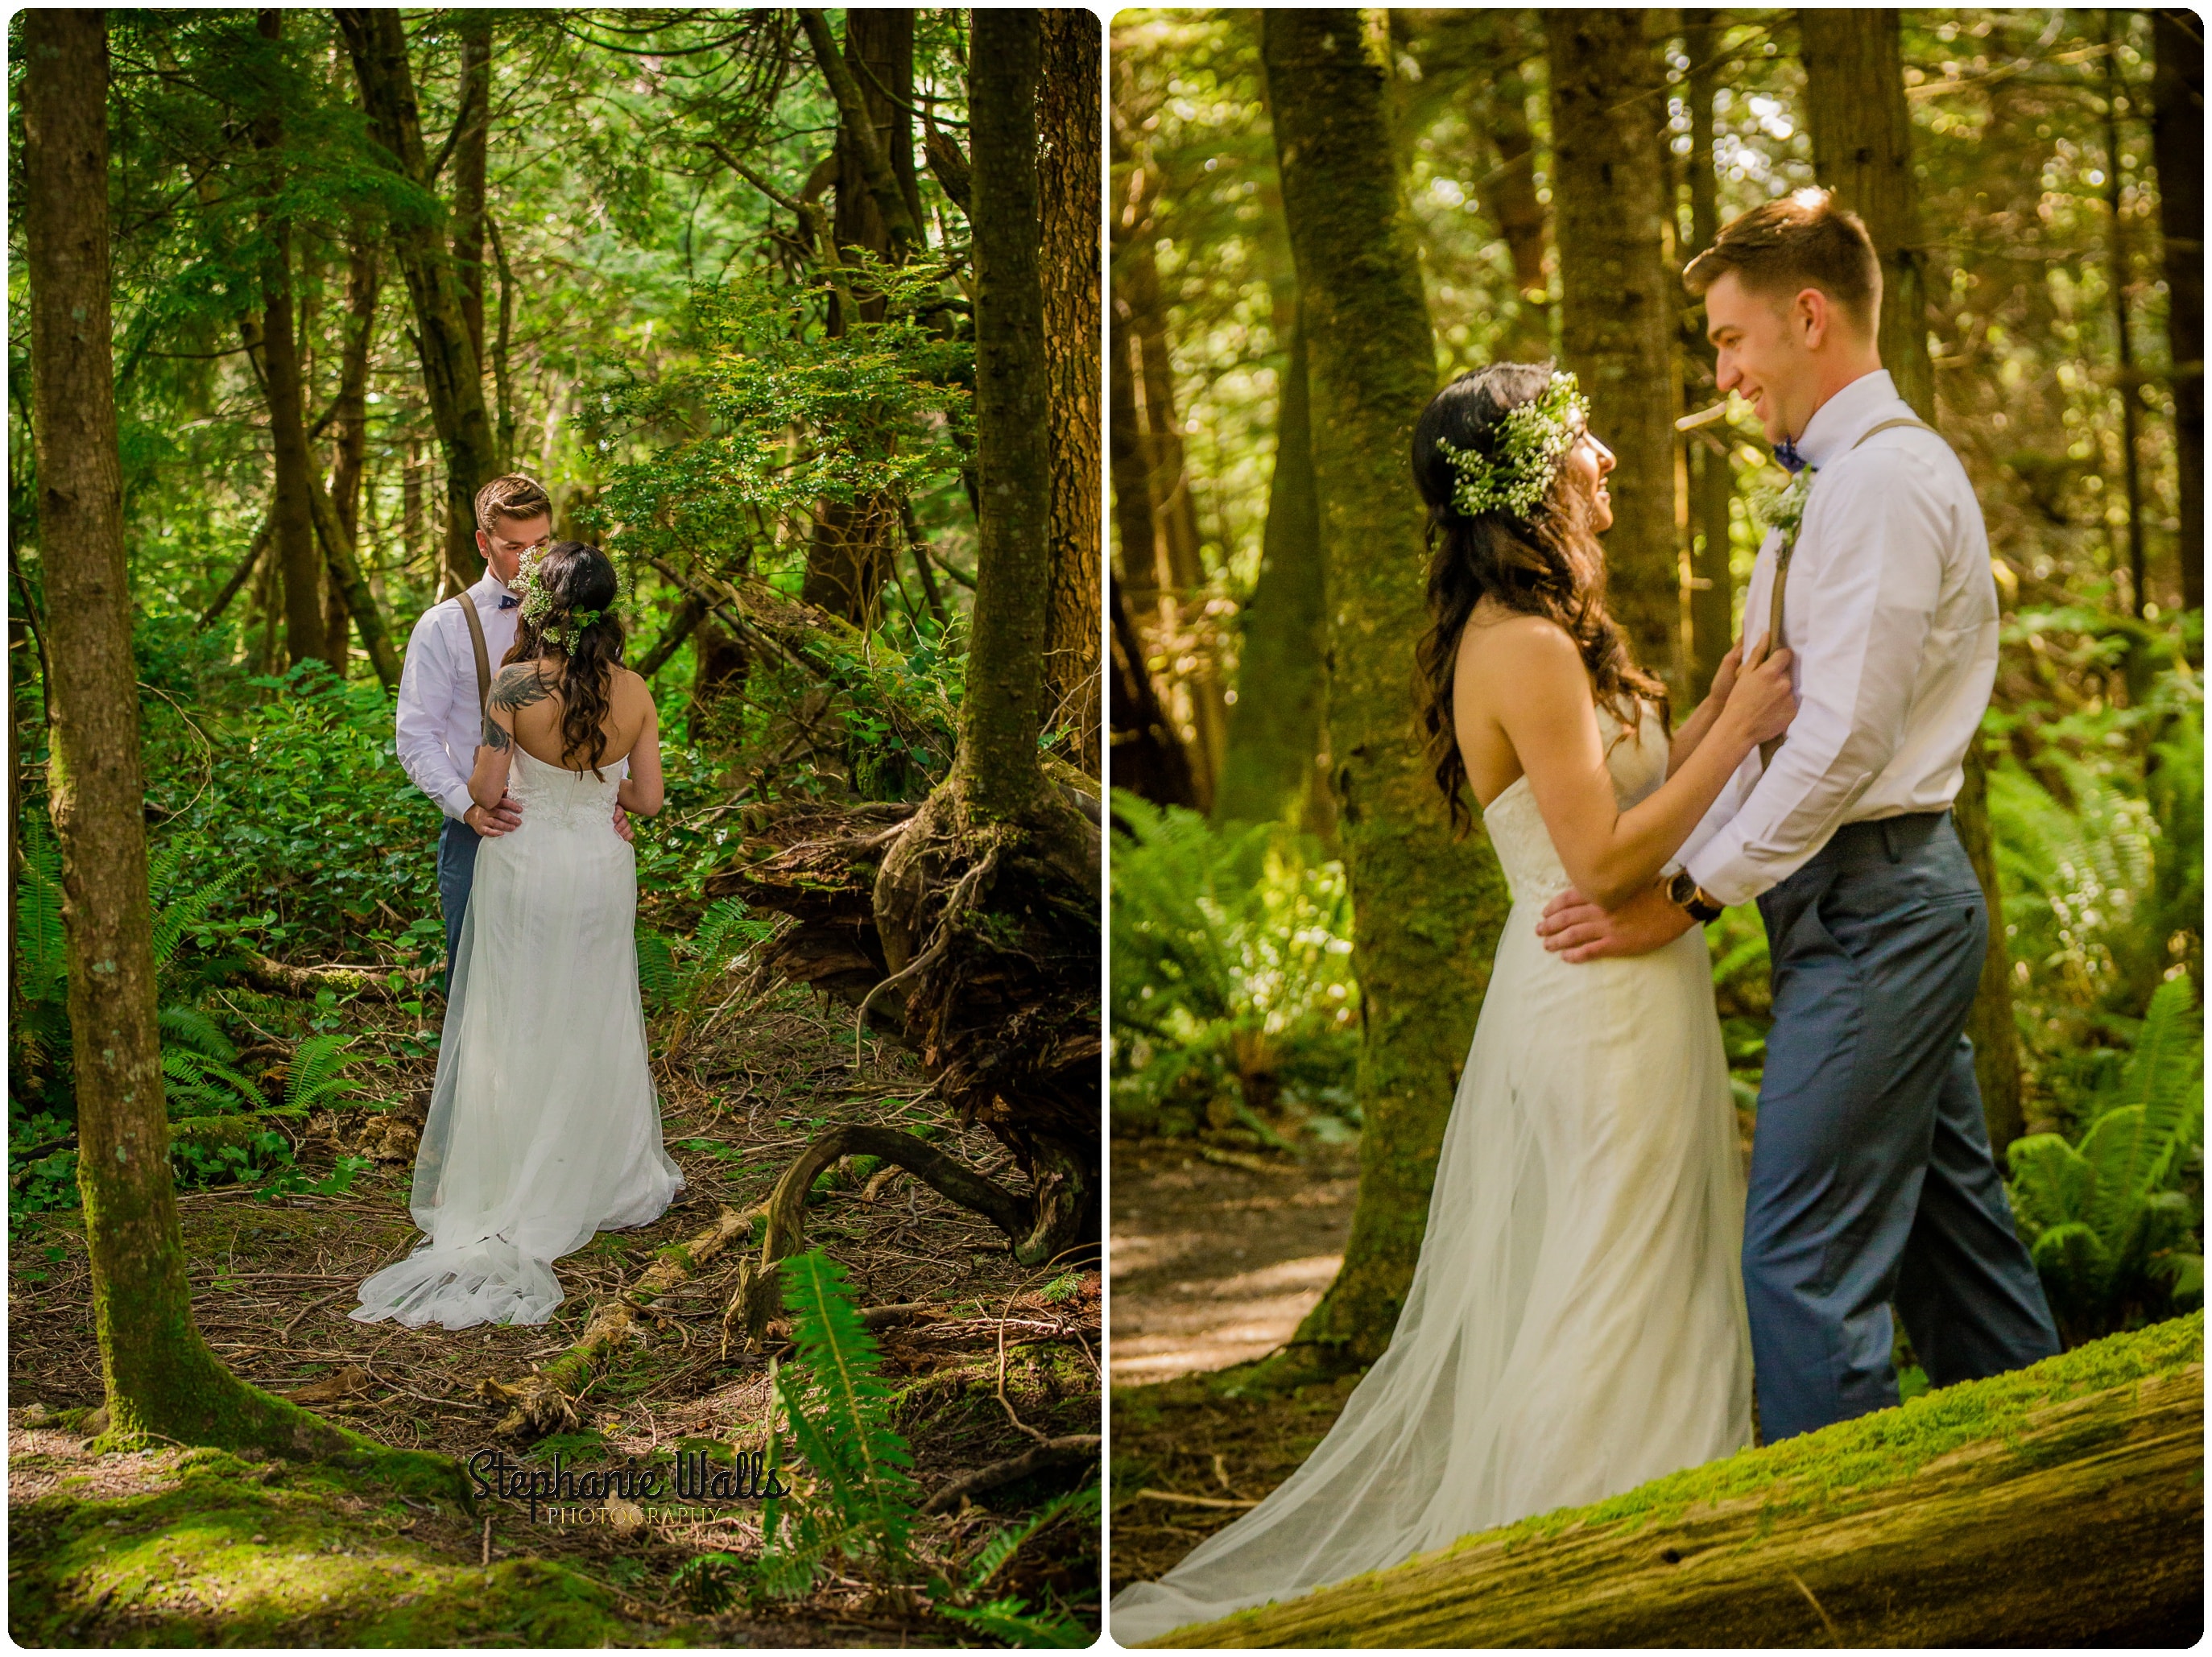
7, 1444, 684, 1647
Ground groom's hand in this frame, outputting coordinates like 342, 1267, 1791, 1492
1537, 881, 1694, 961
611, 800, 634, 844
464, 794, 523, 837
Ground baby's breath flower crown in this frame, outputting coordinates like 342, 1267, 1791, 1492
1433, 370, 1590, 522
511, 543, 610, 654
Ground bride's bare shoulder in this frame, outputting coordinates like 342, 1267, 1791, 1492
1456, 609, 1581, 680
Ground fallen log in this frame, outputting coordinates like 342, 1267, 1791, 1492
1140, 1313, 2204, 1648
478, 1203, 758, 1438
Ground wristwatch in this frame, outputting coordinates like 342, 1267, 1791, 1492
1665, 869, 1725, 924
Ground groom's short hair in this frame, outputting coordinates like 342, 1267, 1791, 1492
1682, 188, 1881, 334
473, 473, 552, 533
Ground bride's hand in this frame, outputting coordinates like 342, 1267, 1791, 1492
1707, 638, 1745, 708
1717, 635, 1796, 747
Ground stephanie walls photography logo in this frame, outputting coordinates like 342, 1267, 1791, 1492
469, 1444, 790, 1524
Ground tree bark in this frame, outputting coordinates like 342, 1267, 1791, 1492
1798, 9, 2024, 1151
1683, 10, 1736, 696
955, 10, 1052, 824
1109, 572, 1200, 810
327, 226, 382, 680
337, 7, 501, 598
1544, 9, 1683, 692
1147, 1324, 2203, 1649
1214, 312, 1325, 827
251, 10, 326, 671
20, 6, 433, 1473
1040, 9, 1103, 776
2152, 10, 2203, 619
450, 10, 490, 365
1798, 9, 1935, 424
798, 7, 921, 262
1262, 9, 1513, 1369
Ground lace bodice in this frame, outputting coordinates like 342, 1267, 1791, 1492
1478, 704, 1669, 906
507, 744, 625, 830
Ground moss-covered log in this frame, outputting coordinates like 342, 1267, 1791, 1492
1142, 1313, 2204, 1648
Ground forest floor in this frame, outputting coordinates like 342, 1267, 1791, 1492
1106, 1138, 1361, 1596
8, 985, 1102, 1647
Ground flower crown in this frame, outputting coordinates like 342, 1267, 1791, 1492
1433, 370, 1591, 522
511, 543, 610, 654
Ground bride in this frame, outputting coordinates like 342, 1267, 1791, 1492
1110, 364, 1799, 1644
354, 539, 685, 1332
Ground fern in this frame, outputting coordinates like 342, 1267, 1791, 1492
2007, 977, 2204, 1337
15, 812, 68, 1005
933, 1595, 1094, 1647
283, 1033, 358, 1114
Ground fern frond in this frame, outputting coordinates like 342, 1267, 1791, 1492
158, 1004, 237, 1064
636, 928, 677, 1001
283, 1033, 356, 1114
151, 869, 234, 974
15, 812, 68, 998
964, 1481, 1102, 1593
936, 1596, 1094, 1647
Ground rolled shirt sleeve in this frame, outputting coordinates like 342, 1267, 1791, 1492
1684, 457, 1946, 907
395, 603, 478, 821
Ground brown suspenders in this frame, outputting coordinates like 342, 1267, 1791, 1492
1759, 415, 1941, 771
449, 592, 492, 718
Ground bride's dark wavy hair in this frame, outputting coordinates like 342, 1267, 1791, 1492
501, 539, 626, 779
1412, 362, 1670, 839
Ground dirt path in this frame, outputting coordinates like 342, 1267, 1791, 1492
1109, 1140, 1360, 1386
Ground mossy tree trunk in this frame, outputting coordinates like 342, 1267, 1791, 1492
2152, 8, 2203, 618
1544, 8, 1682, 692
1040, 9, 1103, 775
23, 9, 455, 1481
327, 225, 382, 663
337, 7, 500, 598
1682, 10, 1736, 697
449, 10, 490, 366
1799, 10, 2024, 1153
1262, 9, 1511, 1370
1213, 311, 1325, 828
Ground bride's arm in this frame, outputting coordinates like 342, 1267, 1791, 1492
467, 663, 549, 809
1470, 618, 1794, 909
615, 688, 664, 818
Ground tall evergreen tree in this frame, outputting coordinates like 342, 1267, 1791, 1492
1798, 7, 2025, 1151
1544, 9, 1684, 695
1262, 9, 1511, 1369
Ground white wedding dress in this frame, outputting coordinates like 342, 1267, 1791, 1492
1111, 705, 1752, 1645
353, 745, 684, 1331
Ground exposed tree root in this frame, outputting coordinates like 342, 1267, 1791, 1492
476, 1203, 758, 1439
920, 1432, 1102, 1514
726, 1124, 1032, 1348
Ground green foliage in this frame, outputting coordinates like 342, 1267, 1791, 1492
2007, 977, 2205, 1341
1109, 791, 1358, 1141
755, 1250, 921, 1595
637, 896, 775, 1055
928, 1482, 1102, 1648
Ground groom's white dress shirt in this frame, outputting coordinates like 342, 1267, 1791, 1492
1676, 369, 1999, 907
395, 572, 523, 822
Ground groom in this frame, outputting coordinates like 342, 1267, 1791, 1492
394, 473, 631, 991
1536, 190, 2060, 1440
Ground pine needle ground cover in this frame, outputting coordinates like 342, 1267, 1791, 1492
10, 980, 1101, 1647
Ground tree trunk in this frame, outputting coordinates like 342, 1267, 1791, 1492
800, 9, 913, 625
798, 7, 921, 262
1483, 38, 1553, 362
2152, 10, 2203, 619
1683, 10, 1736, 696
1109, 572, 1200, 810
19, 6, 442, 1474
250, 10, 325, 671
1110, 300, 1160, 611
327, 227, 382, 681
1798, 9, 2024, 1152
1263, 9, 1513, 1370
1148, 1321, 2203, 1649
1214, 312, 1325, 827
450, 10, 490, 365
1544, 9, 1682, 692
337, 7, 500, 598
1798, 9, 1935, 424
1040, 8, 1102, 776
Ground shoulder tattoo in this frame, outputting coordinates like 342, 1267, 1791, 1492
488, 663, 556, 714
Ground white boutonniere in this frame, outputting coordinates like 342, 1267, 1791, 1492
1759, 468, 1816, 549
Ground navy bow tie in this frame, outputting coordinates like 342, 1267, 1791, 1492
1772, 437, 1808, 476
498, 593, 520, 609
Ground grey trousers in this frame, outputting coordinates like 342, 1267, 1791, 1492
1745, 810, 2061, 1440
436, 814, 482, 996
